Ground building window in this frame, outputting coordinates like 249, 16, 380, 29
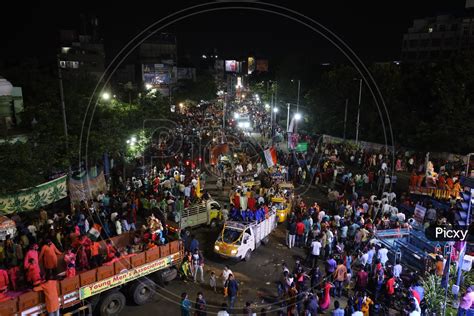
420, 39, 429, 47
409, 39, 418, 48
439, 24, 446, 32
428, 27, 433, 33
431, 38, 441, 47
451, 24, 458, 31
403, 40, 408, 48
59, 61, 66, 68
418, 51, 428, 59
72, 61, 79, 69
444, 38, 454, 46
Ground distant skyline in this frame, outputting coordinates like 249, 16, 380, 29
0, 0, 468, 65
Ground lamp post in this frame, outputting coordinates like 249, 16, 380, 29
354, 78, 362, 144
466, 152, 474, 177
57, 55, 68, 153
286, 103, 290, 133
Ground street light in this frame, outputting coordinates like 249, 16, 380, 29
294, 113, 302, 120
234, 113, 240, 119
264, 103, 270, 110
101, 92, 111, 101
353, 78, 363, 144
273, 107, 279, 113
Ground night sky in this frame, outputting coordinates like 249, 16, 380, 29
0, 0, 468, 66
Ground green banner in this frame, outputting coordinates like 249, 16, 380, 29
295, 142, 308, 153
0, 175, 67, 214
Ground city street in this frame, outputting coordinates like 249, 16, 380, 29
1, 2, 474, 316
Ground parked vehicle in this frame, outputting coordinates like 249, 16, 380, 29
167, 200, 222, 234
214, 210, 277, 261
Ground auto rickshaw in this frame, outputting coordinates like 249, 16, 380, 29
271, 197, 291, 223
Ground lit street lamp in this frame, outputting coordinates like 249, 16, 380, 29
294, 113, 302, 120
101, 92, 111, 101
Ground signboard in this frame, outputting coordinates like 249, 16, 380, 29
248, 57, 255, 74
295, 142, 308, 153
142, 64, 173, 85
413, 204, 426, 223
79, 254, 176, 299
225, 60, 238, 72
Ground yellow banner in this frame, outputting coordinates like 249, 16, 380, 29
79, 254, 176, 299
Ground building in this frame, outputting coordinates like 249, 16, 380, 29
58, 17, 105, 78
139, 33, 178, 97
0, 76, 26, 142
401, 1, 474, 62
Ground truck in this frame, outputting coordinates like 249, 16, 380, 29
166, 200, 223, 234
214, 210, 277, 261
0, 235, 183, 316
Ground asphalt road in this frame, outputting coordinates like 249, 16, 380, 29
120, 167, 409, 315
120, 176, 334, 315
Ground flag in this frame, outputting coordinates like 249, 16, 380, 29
264, 147, 277, 168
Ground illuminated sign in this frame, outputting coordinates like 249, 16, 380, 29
248, 57, 255, 74
225, 60, 239, 72
79, 254, 177, 299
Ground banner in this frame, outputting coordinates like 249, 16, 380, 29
0, 175, 67, 214
69, 171, 107, 203
296, 142, 308, 153
413, 204, 427, 224
79, 254, 176, 299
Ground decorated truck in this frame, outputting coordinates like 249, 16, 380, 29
0, 236, 183, 316
214, 210, 277, 261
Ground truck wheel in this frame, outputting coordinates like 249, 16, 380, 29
155, 267, 178, 286
244, 250, 252, 261
130, 279, 155, 305
99, 291, 126, 316
262, 237, 270, 245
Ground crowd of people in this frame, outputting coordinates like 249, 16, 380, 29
0, 94, 472, 316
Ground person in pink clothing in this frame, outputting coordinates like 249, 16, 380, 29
63, 248, 76, 266
458, 286, 474, 316
25, 257, 42, 285
23, 244, 39, 268
0, 267, 9, 290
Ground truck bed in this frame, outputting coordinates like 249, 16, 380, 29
0, 239, 184, 316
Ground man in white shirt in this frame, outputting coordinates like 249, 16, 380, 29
310, 239, 322, 268
221, 265, 233, 287
217, 303, 230, 316
397, 212, 406, 223
359, 251, 369, 268
393, 262, 402, 278
378, 246, 389, 267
